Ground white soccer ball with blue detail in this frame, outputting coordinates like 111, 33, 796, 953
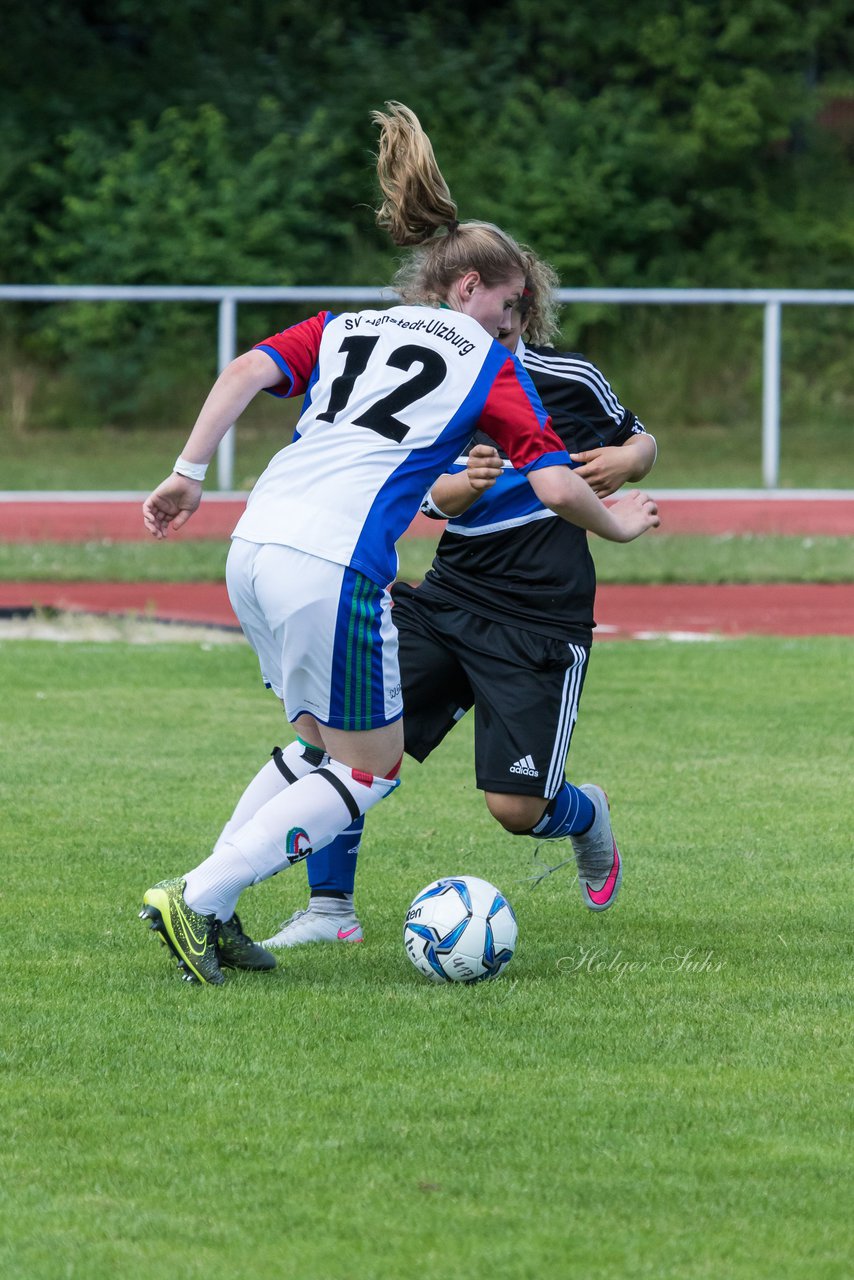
403, 875, 518, 983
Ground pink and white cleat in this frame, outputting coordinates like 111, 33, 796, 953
263, 902, 363, 948
570, 784, 623, 911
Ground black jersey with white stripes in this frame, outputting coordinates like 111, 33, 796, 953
413, 343, 650, 642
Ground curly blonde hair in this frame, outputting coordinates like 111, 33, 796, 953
518, 247, 562, 346
373, 101, 528, 304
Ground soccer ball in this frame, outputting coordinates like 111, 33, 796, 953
403, 875, 518, 984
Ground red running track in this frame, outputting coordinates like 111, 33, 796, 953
0, 493, 853, 540
1, 494, 851, 637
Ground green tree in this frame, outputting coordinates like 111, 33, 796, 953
1, 1, 851, 424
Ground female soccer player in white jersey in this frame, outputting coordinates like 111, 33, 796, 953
139, 103, 659, 985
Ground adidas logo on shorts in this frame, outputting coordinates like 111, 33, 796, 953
510, 754, 539, 777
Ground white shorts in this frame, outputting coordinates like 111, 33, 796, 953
226, 538, 403, 730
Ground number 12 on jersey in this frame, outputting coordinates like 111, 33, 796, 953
316, 335, 448, 443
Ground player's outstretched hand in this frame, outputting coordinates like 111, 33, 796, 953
465, 443, 503, 493
606, 489, 660, 542
142, 475, 203, 540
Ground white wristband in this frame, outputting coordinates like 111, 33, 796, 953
419, 491, 451, 520
173, 456, 208, 481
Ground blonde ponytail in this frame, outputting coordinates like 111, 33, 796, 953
373, 100, 458, 246
373, 101, 526, 304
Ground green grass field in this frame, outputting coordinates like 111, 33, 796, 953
1, 532, 851, 586
1, 635, 850, 1280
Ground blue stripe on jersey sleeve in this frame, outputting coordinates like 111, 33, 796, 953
256, 344, 298, 397
257, 310, 335, 400
520, 450, 572, 473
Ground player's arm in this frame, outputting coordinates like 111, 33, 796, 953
143, 312, 328, 539
479, 358, 659, 543
425, 444, 503, 518
176, 349, 282, 469
527, 464, 659, 543
142, 349, 281, 539
570, 432, 658, 499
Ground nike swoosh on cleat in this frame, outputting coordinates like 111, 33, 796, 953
174, 901, 210, 956
585, 845, 621, 906
337, 926, 361, 940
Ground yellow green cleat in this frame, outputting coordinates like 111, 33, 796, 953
140, 878, 225, 985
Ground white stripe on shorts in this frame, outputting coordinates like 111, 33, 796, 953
544, 644, 588, 798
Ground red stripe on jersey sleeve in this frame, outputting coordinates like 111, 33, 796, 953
478, 358, 569, 472
253, 311, 330, 397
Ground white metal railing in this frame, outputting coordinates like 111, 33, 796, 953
2, 284, 852, 490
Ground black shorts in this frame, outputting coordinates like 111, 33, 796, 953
392, 582, 589, 798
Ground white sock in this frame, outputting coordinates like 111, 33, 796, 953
183, 846, 259, 922
213, 742, 327, 855
184, 758, 399, 917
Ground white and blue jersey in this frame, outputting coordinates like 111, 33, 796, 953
231, 308, 570, 588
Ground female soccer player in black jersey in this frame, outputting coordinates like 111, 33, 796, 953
263, 249, 657, 948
